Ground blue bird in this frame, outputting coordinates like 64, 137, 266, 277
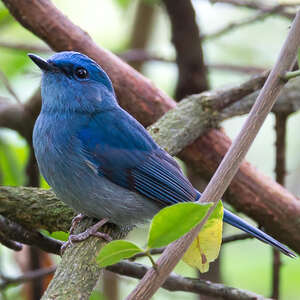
29, 51, 295, 257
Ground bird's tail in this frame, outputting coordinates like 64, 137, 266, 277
223, 209, 296, 258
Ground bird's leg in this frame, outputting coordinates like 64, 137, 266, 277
69, 213, 85, 235
61, 217, 112, 255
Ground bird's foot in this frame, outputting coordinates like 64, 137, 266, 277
69, 213, 85, 235
61, 217, 112, 255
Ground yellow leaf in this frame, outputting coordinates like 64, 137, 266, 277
182, 201, 223, 273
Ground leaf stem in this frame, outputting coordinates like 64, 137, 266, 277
282, 69, 300, 81
145, 250, 158, 270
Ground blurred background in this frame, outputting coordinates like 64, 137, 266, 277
0, 0, 300, 299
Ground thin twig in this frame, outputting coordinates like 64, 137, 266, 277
127, 11, 300, 299
222, 233, 252, 244
0, 266, 56, 290
203, 11, 272, 40
0, 41, 51, 53
210, 0, 296, 19
107, 261, 269, 300
119, 49, 266, 74
0, 69, 21, 103
271, 112, 289, 299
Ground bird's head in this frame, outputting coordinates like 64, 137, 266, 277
28, 51, 118, 113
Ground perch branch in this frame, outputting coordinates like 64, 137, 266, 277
41, 219, 130, 300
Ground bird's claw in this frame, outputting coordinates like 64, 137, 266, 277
60, 217, 111, 255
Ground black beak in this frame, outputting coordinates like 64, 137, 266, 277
28, 53, 54, 71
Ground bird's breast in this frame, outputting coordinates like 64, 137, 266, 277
33, 112, 88, 189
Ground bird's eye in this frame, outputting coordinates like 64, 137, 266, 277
75, 67, 88, 79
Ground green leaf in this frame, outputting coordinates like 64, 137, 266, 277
50, 231, 69, 241
89, 290, 105, 300
97, 240, 143, 268
40, 230, 69, 241
182, 201, 223, 273
298, 47, 300, 68
147, 202, 212, 249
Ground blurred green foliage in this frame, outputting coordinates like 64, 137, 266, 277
0, 0, 300, 299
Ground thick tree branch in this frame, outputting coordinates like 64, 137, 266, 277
0, 187, 74, 232
41, 219, 129, 300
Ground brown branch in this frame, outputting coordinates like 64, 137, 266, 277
0, 88, 40, 141
222, 233, 252, 244
107, 261, 269, 300
271, 112, 289, 299
204, 11, 272, 40
0, 40, 51, 53
127, 12, 300, 299
41, 219, 129, 300
119, 49, 266, 74
0, 215, 62, 254
0, 231, 22, 251
25, 146, 40, 187
209, 63, 266, 74
0, 266, 56, 290
128, 1, 156, 72
0, 69, 21, 103
163, 0, 209, 99
0, 259, 268, 300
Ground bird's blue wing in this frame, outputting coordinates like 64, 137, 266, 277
78, 108, 197, 206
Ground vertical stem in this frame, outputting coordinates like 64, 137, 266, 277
272, 112, 289, 299
103, 271, 119, 300
163, 0, 209, 99
129, 1, 156, 72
